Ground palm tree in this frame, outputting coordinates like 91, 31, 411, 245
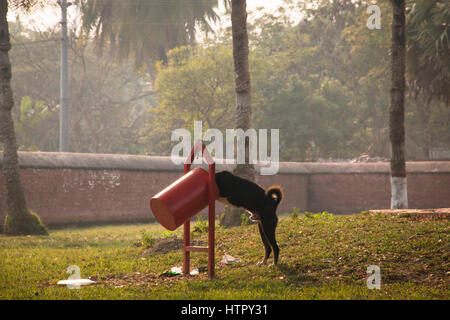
407, 0, 450, 105
220, 0, 254, 227
78, 0, 221, 80
406, 0, 449, 157
389, 0, 408, 209
0, 0, 47, 235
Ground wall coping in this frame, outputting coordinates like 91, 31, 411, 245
1, 151, 450, 174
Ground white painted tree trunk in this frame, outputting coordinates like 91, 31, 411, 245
390, 177, 408, 209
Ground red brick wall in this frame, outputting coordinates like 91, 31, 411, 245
257, 174, 308, 213
0, 152, 449, 226
307, 173, 450, 213
308, 174, 391, 214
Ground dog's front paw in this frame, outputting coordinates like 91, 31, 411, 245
256, 260, 267, 266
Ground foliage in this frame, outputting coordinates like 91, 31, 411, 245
7, 0, 450, 159
141, 45, 236, 154
290, 207, 300, 219
240, 213, 250, 226
139, 230, 156, 248
9, 22, 154, 154
161, 230, 176, 239
78, 0, 221, 73
193, 215, 209, 234
406, 0, 450, 105
304, 211, 333, 219
8, 0, 48, 12
145, 0, 448, 161
13, 97, 58, 151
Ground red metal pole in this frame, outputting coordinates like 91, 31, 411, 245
208, 162, 215, 279
182, 140, 216, 278
183, 162, 191, 276
183, 220, 190, 275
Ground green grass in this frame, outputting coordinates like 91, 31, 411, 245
0, 211, 448, 299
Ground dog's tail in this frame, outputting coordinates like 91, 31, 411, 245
266, 185, 283, 207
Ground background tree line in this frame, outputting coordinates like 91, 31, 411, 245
10, 20, 154, 154
8, 0, 449, 161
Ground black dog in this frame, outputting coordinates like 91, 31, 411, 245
215, 171, 283, 265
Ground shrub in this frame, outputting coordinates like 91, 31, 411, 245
241, 213, 250, 226
290, 207, 300, 219
140, 230, 156, 248
193, 215, 208, 234
304, 211, 333, 219
161, 230, 175, 238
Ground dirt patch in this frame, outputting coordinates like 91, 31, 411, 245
369, 208, 450, 220
142, 237, 205, 255
87, 271, 209, 288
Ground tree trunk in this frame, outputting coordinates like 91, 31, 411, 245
389, 0, 408, 209
220, 0, 255, 227
0, 0, 47, 235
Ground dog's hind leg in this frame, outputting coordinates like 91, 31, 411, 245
261, 218, 279, 265
256, 222, 271, 265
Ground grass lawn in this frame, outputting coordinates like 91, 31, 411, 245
0, 211, 448, 300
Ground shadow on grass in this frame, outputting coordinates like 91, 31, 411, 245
276, 263, 321, 285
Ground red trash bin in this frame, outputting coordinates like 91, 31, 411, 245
150, 167, 219, 231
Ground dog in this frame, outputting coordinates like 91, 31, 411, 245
215, 170, 283, 265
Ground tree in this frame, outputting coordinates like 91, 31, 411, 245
407, 0, 450, 105
143, 45, 236, 155
220, 0, 254, 227
340, 0, 448, 159
406, 0, 450, 156
253, 4, 363, 161
78, 0, 221, 80
10, 22, 154, 154
0, 0, 47, 235
389, 0, 408, 209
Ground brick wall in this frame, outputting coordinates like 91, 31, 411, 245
1, 152, 449, 226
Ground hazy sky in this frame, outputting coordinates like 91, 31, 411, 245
8, 0, 296, 31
